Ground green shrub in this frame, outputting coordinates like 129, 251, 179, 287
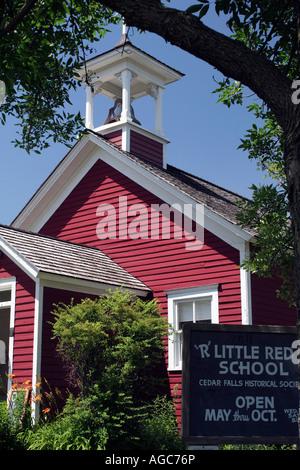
24, 393, 109, 450
0, 401, 25, 450
138, 396, 185, 450
24, 392, 185, 451
38, 289, 173, 450
51, 289, 167, 400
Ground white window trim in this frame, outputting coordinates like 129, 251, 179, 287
167, 285, 219, 371
0, 277, 16, 395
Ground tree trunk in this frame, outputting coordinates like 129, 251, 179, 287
285, 116, 300, 334
284, 112, 300, 446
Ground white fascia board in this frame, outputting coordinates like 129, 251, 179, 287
0, 238, 38, 280
12, 137, 98, 232
11, 137, 95, 230
95, 121, 170, 145
38, 272, 150, 297
81, 45, 183, 86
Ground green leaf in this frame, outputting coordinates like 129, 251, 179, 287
198, 4, 209, 19
186, 4, 202, 14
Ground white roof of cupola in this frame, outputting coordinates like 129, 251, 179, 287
76, 31, 184, 103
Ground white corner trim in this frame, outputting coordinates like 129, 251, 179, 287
240, 241, 252, 325
0, 238, 38, 280
31, 278, 44, 424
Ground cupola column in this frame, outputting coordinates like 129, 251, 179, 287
154, 86, 164, 137
119, 69, 135, 122
85, 85, 94, 129
147, 83, 164, 137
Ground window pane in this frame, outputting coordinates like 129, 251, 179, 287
177, 299, 211, 326
194, 300, 211, 321
0, 291, 11, 303
177, 301, 193, 324
174, 299, 212, 368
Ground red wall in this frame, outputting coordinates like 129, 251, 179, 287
251, 273, 296, 326
130, 130, 163, 167
104, 130, 122, 147
104, 129, 164, 167
40, 159, 242, 322
40, 159, 243, 421
0, 255, 35, 385
41, 288, 98, 391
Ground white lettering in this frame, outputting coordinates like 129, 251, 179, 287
205, 409, 232, 421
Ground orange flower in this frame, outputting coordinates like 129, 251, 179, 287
32, 394, 41, 402
8, 374, 15, 379
42, 408, 51, 414
36, 382, 41, 388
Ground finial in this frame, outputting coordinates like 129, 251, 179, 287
114, 21, 130, 48
122, 23, 128, 37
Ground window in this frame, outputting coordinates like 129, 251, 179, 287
167, 285, 219, 370
0, 289, 11, 305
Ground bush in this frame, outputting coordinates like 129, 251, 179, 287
51, 289, 167, 399
138, 396, 185, 450
24, 393, 184, 451
24, 393, 109, 450
0, 401, 25, 450
40, 289, 174, 449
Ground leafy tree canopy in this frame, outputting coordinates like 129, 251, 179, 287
0, 0, 119, 153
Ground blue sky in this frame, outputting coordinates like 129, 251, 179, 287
0, 1, 270, 226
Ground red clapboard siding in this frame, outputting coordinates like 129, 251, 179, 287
40, 159, 243, 417
0, 254, 35, 385
251, 273, 296, 326
130, 130, 163, 167
41, 288, 98, 390
104, 130, 122, 147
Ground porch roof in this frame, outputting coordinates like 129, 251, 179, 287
0, 224, 150, 295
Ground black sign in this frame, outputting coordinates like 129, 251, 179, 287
181, 324, 299, 445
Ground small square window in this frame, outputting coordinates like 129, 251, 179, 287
0, 290, 11, 303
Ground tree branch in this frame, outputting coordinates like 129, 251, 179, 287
0, 0, 39, 39
98, 0, 297, 133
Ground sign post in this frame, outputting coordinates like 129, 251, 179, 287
181, 324, 299, 445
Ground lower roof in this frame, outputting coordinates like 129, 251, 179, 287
0, 224, 150, 294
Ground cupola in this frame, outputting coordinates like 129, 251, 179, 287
76, 26, 183, 168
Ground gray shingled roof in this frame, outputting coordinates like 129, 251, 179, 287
0, 225, 150, 293
166, 165, 254, 233
93, 131, 256, 237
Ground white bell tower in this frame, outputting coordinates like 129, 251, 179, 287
76, 27, 183, 168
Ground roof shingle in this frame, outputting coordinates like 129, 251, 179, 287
0, 225, 150, 293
